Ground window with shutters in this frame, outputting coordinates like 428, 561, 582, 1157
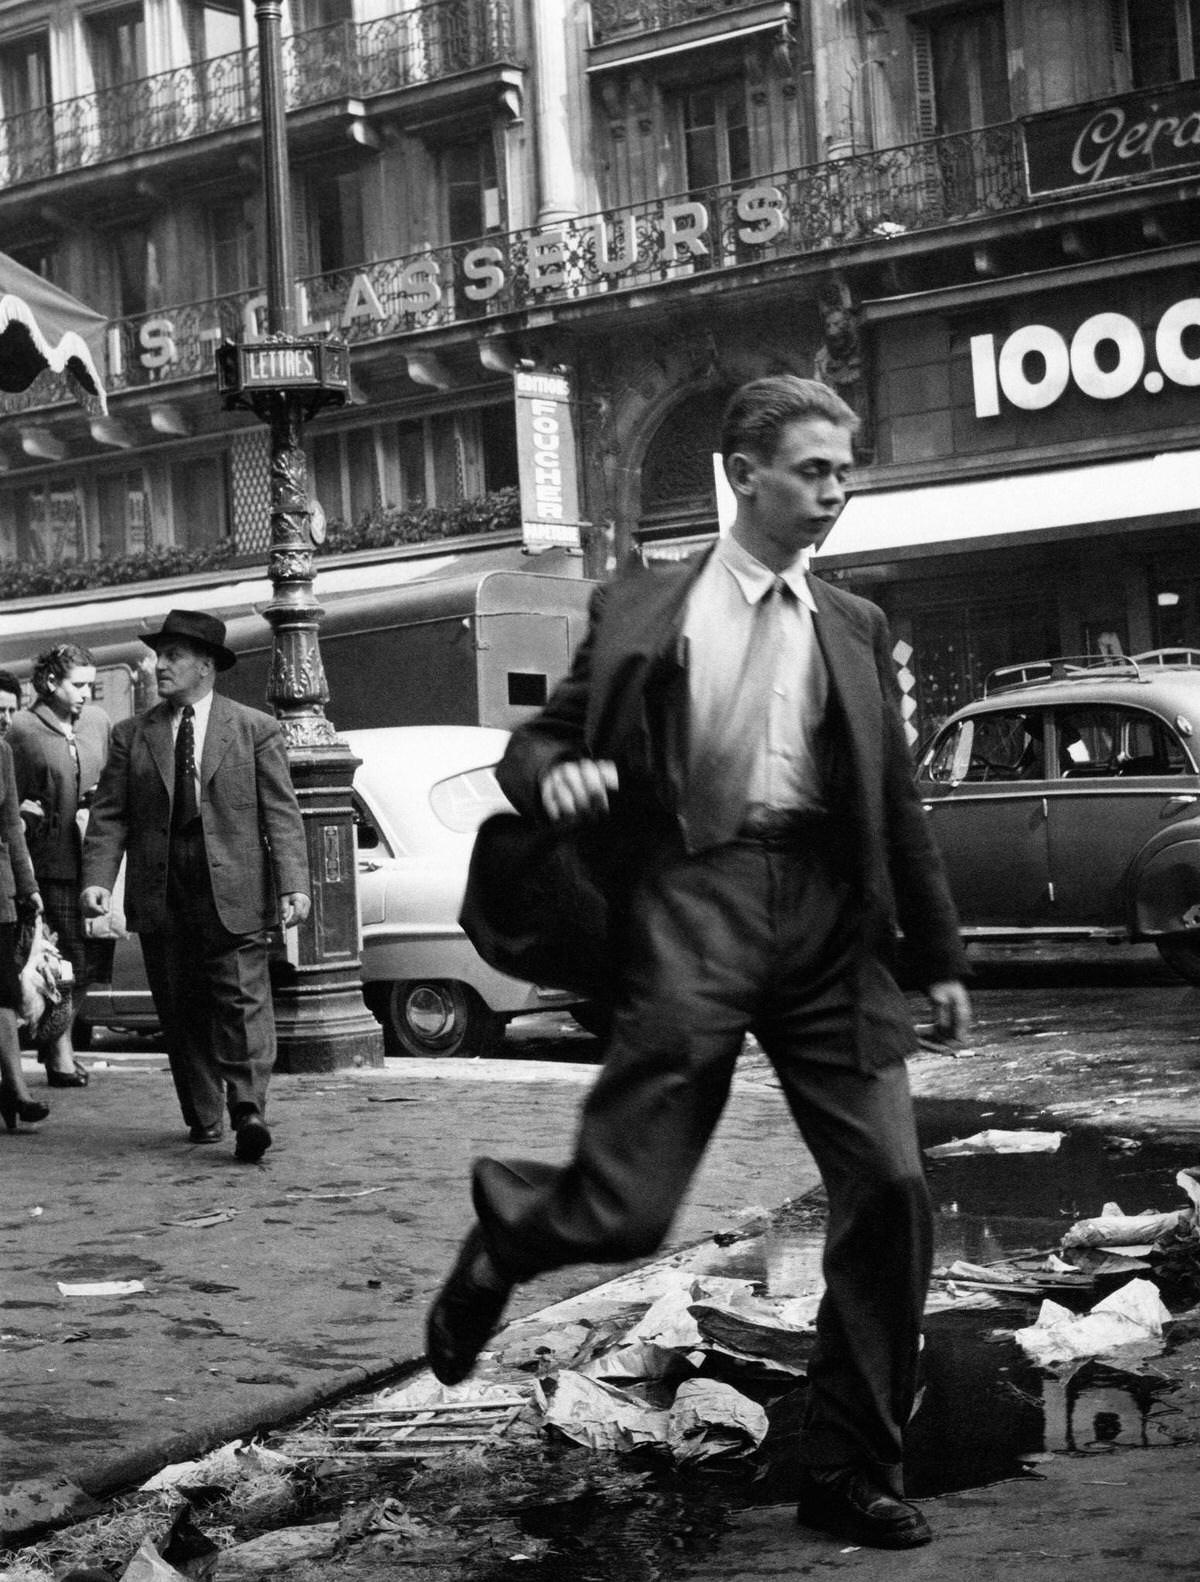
186, 0, 251, 130
1123, 0, 1196, 84
918, 6, 1010, 134
445, 136, 502, 244
87, 5, 146, 158
209, 201, 254, 297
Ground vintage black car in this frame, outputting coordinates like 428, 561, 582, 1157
915, 652, 1200, 982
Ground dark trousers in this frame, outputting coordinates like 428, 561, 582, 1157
472, 836, 931, 1488
140, 824, 276, 1133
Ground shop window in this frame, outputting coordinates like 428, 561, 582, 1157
479, 404, 518, 492
392, 420, 426, 509
12, 480, 83, 563
0, 31, 52, 181
172, 455, 229, 547
97, 470, 150, 558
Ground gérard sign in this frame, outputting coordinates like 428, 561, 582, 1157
971, 296, 1200, 417
1025, 84, 1200, 194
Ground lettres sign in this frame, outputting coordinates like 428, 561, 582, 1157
971, 297, 1200, 417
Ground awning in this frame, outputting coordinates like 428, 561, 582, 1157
0, 251, 107, 413
813, 449, 1200, 565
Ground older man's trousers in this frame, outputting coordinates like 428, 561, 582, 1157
140, 822, 276, 1133
471, 833, 932, 1490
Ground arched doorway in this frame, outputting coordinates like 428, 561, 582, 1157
636, 386, 733, 556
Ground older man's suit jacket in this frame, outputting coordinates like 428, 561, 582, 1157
82, 693, 309, 936
463, 549, 967, 994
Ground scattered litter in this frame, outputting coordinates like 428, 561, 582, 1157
289, 1377, 528, 1463
141, 1440, 295, 1493
57, 1280, 146, 1297
283, 1186, 390, 1201
1013, 1277, 1173, 1366
1104, 1136, 1143, 1153
1062, 1201, 1190, 1250
211, 1522, 339, 1579
118, 1537, 187, 1582
536, 1372, 671, 1454
666, 1379, 769, 1463
933, 1258, 1091, 1296
925, 1129, 1064, 1158
162, 1209, 239, 1229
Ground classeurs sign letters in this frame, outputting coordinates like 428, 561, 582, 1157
971, 297, 1200, 417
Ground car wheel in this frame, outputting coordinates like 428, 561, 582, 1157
1155, 937, 1200, 984
379, 980, 506, 1058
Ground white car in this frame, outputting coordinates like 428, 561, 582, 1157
83, 724, 583, 1057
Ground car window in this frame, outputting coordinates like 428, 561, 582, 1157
923, 709, 1045, 784
430, 764, 512, 833
1054, 706, 1191, 778
353, 797, 391, 855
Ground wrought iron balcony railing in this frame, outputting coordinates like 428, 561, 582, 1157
590, 0, 761, 44
6, 122, 1028, 408
0, 0, 515, 188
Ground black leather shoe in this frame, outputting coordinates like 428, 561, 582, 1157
426, 1225, 512, 1385
796, 1467, 932, 1549
188, 1124, 223, 1144
234, 1115, 272, 1162
46, 1068, 89, 1088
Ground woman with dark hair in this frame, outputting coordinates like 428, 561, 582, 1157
9, 642, 109, 1086
0, 733, 47, 1131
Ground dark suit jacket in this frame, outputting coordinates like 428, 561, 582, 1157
9, 702, 111, 882
81, 693, 310, 936
0, 740, 37, 925
464, 550, 968, 992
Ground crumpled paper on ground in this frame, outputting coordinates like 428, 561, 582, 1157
925, 1129, 1064, 1158
119, 1539, 189, 1582
1013, 1277, 1173, 1366
535, 1371, 767, 1461
622, 1274, 818, 1374
1062, 1167, 1200, 1249
142, 1440, 294, 1493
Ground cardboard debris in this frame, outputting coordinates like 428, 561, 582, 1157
925, 1129, 1064, 1158
119, 1538, 188, 1582
622, 1274, 818, 1373
1013, 1277, 1173, 1366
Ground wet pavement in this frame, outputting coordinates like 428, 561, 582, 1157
5, 952, 1200, 1578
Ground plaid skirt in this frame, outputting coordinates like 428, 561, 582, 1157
40, 879, 88, 987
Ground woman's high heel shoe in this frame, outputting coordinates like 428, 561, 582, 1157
46, 1068, 88, 1088
0, 1092, 50, 1131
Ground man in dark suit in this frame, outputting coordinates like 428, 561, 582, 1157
428, 377, 971, 1549
81, 610, 310, 1161
9, 644, 110, 1086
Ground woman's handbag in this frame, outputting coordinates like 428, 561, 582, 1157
16, 914, 75, 1047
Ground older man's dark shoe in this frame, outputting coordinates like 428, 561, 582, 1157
426, 1225, 513, 1385
234, 1115, 272, 1162
188, 1123, 223, 1144
796, 1467, 932, 1549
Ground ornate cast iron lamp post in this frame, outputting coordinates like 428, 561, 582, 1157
216, 0, 383, 1070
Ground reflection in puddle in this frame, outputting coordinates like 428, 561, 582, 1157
746, 1207, 1190, 1502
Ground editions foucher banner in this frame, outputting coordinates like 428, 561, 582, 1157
513, 369, 583, 552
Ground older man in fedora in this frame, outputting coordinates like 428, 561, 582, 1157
81, 610, 310, 1160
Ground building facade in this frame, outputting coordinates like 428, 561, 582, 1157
3, 0, 1200, 740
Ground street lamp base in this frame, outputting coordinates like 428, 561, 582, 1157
273, 742, 385, 1072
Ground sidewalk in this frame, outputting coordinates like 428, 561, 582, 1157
4, 1011, 1200, 1578
1, 1035, 820, 1520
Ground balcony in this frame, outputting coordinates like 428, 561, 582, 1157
590, 0, 762, 44
0, 0, 516, 189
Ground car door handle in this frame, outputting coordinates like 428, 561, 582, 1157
357, 858, 383, 872
1165, 795, 1199, 810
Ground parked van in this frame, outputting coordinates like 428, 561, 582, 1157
0, 541, 595, 730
